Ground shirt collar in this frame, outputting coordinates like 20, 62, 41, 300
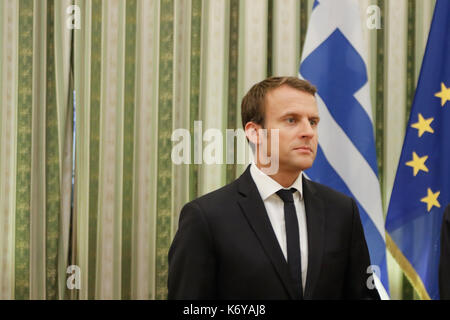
250, 162, 303, 201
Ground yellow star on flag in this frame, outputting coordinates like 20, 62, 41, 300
405, 152, 429, 176
420, 188, 441, 212
435, 82, 450, 106
411, 113, 434, 137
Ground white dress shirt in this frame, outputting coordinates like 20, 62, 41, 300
249, 162, 308, 292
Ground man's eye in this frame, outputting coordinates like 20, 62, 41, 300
310, 119, 318, 126
286, 118, 295, 123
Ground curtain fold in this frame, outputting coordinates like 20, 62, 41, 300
15, 0, 34, 300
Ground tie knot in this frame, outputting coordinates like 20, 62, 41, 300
276, 188, 296, 203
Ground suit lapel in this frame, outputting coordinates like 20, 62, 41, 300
236, 166, 298, 300
302, 177, 325, 299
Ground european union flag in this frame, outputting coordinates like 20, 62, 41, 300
385, 0, 450, 300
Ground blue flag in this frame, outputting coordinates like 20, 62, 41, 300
299, 0, 389, 298
385, 0, 450, 300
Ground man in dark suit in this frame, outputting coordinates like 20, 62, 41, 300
168, 76, 380, 300
440, 205, 450, 299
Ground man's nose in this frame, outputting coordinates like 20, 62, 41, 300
298, 119, 315, 138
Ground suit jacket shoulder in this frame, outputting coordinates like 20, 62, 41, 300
189, 179, 240, 212
303, 178, 355, 209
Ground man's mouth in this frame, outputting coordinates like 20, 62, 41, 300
293, 146, 312, 153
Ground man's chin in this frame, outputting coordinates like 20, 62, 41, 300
282, 160, 314, 172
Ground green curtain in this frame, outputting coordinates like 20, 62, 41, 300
0, 0, 73, 300
0, 0, 436, 300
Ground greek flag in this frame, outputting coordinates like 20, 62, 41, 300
299, 0, 389, 298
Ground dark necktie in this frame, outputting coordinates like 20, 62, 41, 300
276, 188, 303, 299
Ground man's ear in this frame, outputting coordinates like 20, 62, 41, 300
244, 122, 262, 146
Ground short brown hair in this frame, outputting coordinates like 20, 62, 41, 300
241, 76, 316, 128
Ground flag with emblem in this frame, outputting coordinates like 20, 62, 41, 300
299, 0, 389, 298
385, 0, 450, 300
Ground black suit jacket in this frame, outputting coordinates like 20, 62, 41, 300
440, 205, 450, 300
168, 165, 380, 300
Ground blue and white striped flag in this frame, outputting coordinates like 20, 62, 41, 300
299, 0, 389, 298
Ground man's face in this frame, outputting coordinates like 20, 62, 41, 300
262, 85, 319, 173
